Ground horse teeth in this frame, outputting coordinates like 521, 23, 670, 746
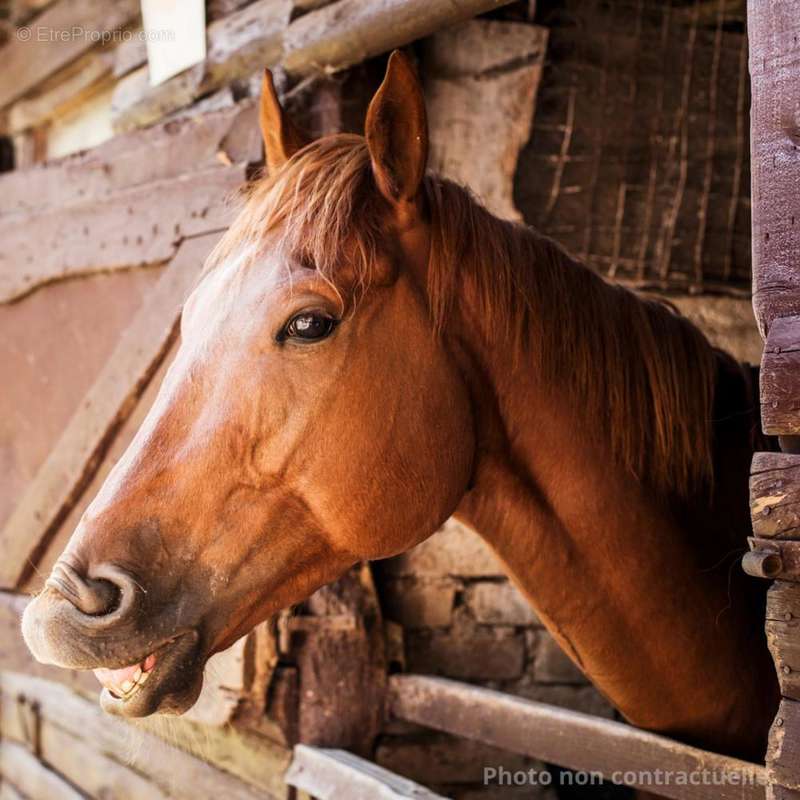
121, 680, 134, 693
133, 667, 142, 682
139, 671, 150, 684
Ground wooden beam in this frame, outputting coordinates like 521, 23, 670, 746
0, 0, 139, 110
8, 50, 114, 134
748, 0, 800, 337
388, 675, 766, 800
0, 163, 245, 303
766, 582, 800, 700
282, 0, 515, 76
286, 744, 448, 799
0, 739, 86, 800
768, 700, 800, 791
134, 712, 291, 799
0, 672, 290, 800
748, 5, 800, 795
0, 232, 222, 589
110, 0, 516, 133
5, 0, 56, 28
0, 100, 259, 219
111, 0, 292, 133
2, 699, 170, 800
749, 452, 800, 539
761, 316, 800, 435
0, 777, 28, 800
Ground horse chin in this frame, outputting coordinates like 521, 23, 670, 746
98, 630, 204, 718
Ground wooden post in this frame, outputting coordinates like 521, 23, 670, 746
287, 563, 387, 757
747, 2, 800, 797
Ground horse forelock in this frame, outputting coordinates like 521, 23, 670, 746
203, 133, 717, 500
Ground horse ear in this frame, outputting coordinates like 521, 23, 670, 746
365, 50, 428, 215
260, 68, 309, 174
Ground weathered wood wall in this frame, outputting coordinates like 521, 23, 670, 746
745, 1, 800, 798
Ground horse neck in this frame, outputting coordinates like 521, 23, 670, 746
446, 255, 776, 760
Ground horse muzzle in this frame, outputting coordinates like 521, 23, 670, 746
22, 561, 206, 717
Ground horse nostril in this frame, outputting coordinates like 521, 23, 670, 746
46, 562, 122, 617
78, 576, 120, 616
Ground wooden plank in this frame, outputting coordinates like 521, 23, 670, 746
0, 672, 289, 800
748, 0, 800, 337
110, 0, 516, 133
134, 714, 291, 799
0, 100, 258, 218
0, 591, 98, 695
768, 700, 800, 791
0, 0, 139, 110
1, 702, 169, 800
388, 675, 766, 800
750, 451, 800, 795
768, 581, 800, 624
282, 0, 516, 77
0, 739, 85, 800
749, 8, 800, 781
750, 452, 800, 539
111, 0, 292, 133
0, 689, 289, 800
286, 744, 449, 800
5, 0, 56, 27
0, 779, 28, 800
0, 163, 245, 303
766, 582, 800, 699
761, 316, 800, 435
8, 50, 113, 134
0, 233, 221, 589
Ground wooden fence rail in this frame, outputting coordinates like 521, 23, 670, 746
286, 745, 448, 800
388, 674, 766, 800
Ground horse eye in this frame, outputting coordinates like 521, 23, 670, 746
282, 312, 337, 342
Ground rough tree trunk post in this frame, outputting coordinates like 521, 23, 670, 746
744, 2, 800, 798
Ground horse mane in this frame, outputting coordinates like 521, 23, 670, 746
207, 133, 717, 498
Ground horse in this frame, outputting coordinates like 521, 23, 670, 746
22, 50, 778, 765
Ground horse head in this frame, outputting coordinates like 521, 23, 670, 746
22, 52, 476, 716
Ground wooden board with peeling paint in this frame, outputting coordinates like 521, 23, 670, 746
747, 2, 800, 797
0, 101, 260, 218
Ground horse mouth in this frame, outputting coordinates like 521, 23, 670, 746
93, 630, 203, 717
